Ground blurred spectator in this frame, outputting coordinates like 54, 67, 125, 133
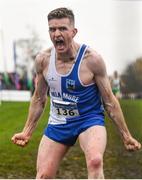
0, 74, 2, 90
0, 72, 35, 92
111, 71, 121, 99
3, 73, 11, 89
14, 73, 21, 90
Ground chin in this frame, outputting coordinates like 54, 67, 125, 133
56, 47, 67, 54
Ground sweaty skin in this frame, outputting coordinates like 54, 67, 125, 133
12, 45, 141, 150
11, 14, 141, 179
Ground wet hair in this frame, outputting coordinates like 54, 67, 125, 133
47, 7, 75, 26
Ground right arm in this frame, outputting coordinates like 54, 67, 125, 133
11, 53, 49, 147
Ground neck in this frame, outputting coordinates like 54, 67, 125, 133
56, 42, 80, 62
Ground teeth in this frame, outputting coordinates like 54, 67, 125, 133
55, 39, 64, 45
56, 40, 63, 42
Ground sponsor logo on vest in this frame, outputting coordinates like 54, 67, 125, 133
66, 79, 75, 91
48, 77, 57, 82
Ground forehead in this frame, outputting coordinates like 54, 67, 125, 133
48, 18, 72, 27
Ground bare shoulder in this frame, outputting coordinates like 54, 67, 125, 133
85, 47, 107, 76
35, 48, 52, 74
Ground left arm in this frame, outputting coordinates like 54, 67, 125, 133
89, 51, 141, 151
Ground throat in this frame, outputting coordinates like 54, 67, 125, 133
57, 54, 75, 63
56, 57, 76, 75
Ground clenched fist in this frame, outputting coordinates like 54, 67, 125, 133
123, 136, 141, 151
11, 132, 30, 147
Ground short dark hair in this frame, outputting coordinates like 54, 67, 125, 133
47, 7, 75, 25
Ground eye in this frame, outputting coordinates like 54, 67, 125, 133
49, 27, 56, 32
59, 27, 67, 31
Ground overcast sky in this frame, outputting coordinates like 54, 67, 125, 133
0, 0, 142, 75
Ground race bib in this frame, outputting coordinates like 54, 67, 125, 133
52, 99, 79, 118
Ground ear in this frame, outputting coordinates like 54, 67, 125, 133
72, 28, 78, 38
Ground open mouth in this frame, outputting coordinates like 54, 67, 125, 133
55, 39, 65, 49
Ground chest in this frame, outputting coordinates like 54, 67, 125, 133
55, 59, 94, 85
56, 60, 74, 75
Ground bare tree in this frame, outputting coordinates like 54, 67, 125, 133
121, 57, 142, 94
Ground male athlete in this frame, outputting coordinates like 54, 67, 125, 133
11, 7, 141, 179
111, 70, 121, 99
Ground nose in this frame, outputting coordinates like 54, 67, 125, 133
54, 29, 61, 37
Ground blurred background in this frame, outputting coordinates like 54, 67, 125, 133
0, 0, 142, 98
0, 0, 142, 179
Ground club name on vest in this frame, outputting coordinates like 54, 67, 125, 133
51, 91, 79, 103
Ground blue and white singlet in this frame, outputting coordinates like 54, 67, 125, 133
44, 44, 105, 145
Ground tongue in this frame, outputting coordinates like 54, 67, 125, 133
56, 43, 64, 50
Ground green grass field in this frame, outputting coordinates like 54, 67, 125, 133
0, 100, 142, 178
